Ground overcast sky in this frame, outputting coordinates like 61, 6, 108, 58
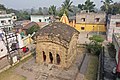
0, 0, 120, 10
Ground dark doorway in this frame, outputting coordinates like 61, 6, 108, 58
49, 52, 53, 63
56, 54, 61, 65
43, 51, 46, 62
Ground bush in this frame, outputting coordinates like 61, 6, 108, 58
86, 41, 102, 56
107, 42, 115, 49
86, 35, 104, 56
27, 25, 39, 35
89, 35, 104, 43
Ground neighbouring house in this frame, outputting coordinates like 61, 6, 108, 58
22, 22, 39, 35
22, 22, 47, 34
14, 20, 31, 27
75, 12, 106, 32
113, 33, 120, 73
35, 22, 79, 69
0, 38, 7, 58
14, 21, 47, 47
30, 15, 54, 23
0, 11, 17, 32
13, 20, 31, 32
107, 14, 120, 42
0, 29, 7, 58
0, 28, 19, 59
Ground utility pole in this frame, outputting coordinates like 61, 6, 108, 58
15, 32, 20, 56
4, 28, 13, 65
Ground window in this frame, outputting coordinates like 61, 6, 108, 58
13, 16, 16, 19
81, 18, 85, 22
1, 49, 3, 52
81, 27, 85, 30
8, 20, 11, 23
42, 51, 46, 62
95, 18, 100, 22
56, 54, 61, 65
116, 22, 120, 27
39, 19, 41, 22
1, 20, 5, 23
45, 19, 46, 21
49, 17, 51, 19
49, 52, 53, 63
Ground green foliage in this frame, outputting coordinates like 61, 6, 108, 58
0, 4, 30, 20
17, 11, 30, 20
42, 7, 49, 15
101, 2, 120, 15
0, 4, 6, 10
86, 35, 104, 56
101, 0, 113, 14
78, 0, 95, 12
27, 25, 39, 35
48, 5, 57, 16
107, 42, 116, 58
89, 35, 104, 43
38, 7, 43, 15
107, 42, 114, 48
59, 0, 73, 17
86, 41, 102, 56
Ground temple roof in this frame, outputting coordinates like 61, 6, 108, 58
36, 22, 79, 43
60, 13, 69, 25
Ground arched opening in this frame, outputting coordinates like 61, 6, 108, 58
49, 52, 53, 63
42, 51, 46, 62
56, 54, 61, 65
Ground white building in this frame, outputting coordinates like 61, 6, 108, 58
0, 28, 24, 58
30, 15, 53, 23
107, 14, 120, 42
0, 29, 7, 58
0, 11, 17, 32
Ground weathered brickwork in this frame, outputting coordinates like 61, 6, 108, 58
36, 22, 79, 69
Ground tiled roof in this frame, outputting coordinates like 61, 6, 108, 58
36, 22, 79, 43
22, 22, 39, 30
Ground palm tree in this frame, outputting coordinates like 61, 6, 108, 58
101, 0, 113, 14
48, 5, 57, 16
78, 0, 95, 12
59, 0, 73, 17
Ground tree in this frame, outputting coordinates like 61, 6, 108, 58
70, 5, 79, 16
0, 4, 6, 10
31, 8, 35, 14
101, 2, 120, 15
27, 25, 40, 35
0, 4, 30, 20
48, 5, 57, 16
78, 0, 95, 12
38, 7, 43, 15
86, 35, 104, 56
42, 7, 49, 15
59, 0, 73, 17
78, 4, 84, 10
101, 0, 113, 14
111, 2, 120, 15
17, 11, 30, 20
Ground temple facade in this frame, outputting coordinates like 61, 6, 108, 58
35, 22, 79, 68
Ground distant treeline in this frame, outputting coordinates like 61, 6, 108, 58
0, 0, 120, 20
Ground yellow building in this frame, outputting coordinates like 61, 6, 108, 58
75, 12, 106, 32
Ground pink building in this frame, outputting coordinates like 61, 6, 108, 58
107, 14, 120, 42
